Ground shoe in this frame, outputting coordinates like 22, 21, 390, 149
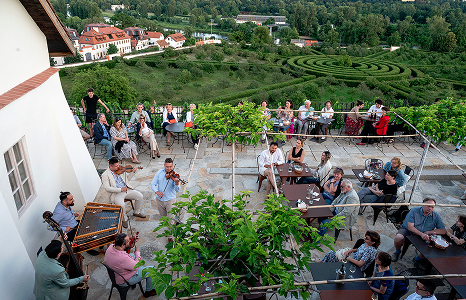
157, 152, 160, 158
356, 142, 365, 145
133, 212, 146, 218
143, 289, 157, 298
122, 220, 128, 228
321, 137, 326, 140
420, 143, 425, 148
194, 143, 198, 150
452, 149, 460, 156
392, 251, 400, 262
152, 155, 155, 159
86, 249, 100, 256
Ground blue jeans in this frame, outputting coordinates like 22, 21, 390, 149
98, 139, 113, 160
321, 191, 334, 205
123, 254, 153, 291
297, 177, 320, 184
318, 217, 333, 236
357, 188, 378, 204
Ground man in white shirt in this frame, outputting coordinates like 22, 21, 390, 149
319, 100, 334, 140
296, 100, 314, 138
368, 99, 384, 120
405, 279, 437, 300
258, 142, 285, 195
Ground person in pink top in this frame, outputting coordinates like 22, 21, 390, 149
104, 233, 156, 298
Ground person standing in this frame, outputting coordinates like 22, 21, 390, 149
81, 88, 109, 137
104, 233, 156, 298
186, 103, 199, 149
101, 158, 146, 228
258, 142, 285, 196
151, 158, 181, 241
93, 113, 113, 160
33, 240, 90, 300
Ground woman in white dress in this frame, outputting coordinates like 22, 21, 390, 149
110, 117, 140, 163
136, 114, 160, 159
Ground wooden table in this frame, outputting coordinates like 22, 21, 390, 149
308, 262, 373, 300
277, 163, 313, 184
166, 122, 188, 152
283, 184, 333, 219
360, 115, 378, 122
352, 168, 384, 187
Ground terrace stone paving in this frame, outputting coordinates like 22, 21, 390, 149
80, 135, 466, 300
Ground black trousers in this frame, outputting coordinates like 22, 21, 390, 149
360, 126, 378, 144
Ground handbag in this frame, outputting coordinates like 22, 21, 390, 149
168, 119, 176, 124
184, 121, 193, 128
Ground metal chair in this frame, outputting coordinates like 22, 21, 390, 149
372, 194, 396, 225
334, 227, 353, 242
92, 141, 107, 159
256, 155, 267, 192
398, 165, 414, 201
101, 262, 144, 300
364, 158, 384, 171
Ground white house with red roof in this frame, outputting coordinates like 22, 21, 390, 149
157, 39, 170, 49
78, 26, 131, 61
147, 31, 164, 46
166, 32, 186, 48
0, 0, 101, 298
123, 27, 149, 51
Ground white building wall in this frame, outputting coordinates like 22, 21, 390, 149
0, 75, 101, 299
0, 0, 50, 95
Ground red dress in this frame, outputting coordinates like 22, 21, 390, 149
374, 115, 389, 135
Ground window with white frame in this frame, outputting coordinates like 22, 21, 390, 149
4, 139, 35, 212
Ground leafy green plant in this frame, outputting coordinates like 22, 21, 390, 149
143, 191, 343, 299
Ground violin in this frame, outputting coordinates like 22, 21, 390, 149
115, 165, 143, 175
127, 231, 139, 254
165, 170, 187, 185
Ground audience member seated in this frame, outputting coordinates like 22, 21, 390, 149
129, 103, 151, 128
317, 180, 359, 235
260, 100, 271, 143
258, 142, 285, 196
321, 168, 344, 205
392, 198, 446, 264
446, 215, 466, 250
162, 103, 178, 146
287, 138, 305, 163
368, 98, 384, 120
296, 100, 314, 139
318, 100, 334, 141
357, 106, 390, 145
71, 108, 90, 141
186, 103, 199, 149
93, 113, 113, 160
384, 157, 407, 188
368, 252, 394, 300
136, 114, 160, 159
316, 230, 380, 273
277, 100, 294, 134
345, 100, 365, 136
104, 233, 156, 298
358, 170, 398, 215
405, 279, 438, 300
297, 151, 332, 186
110, 117, 140, 164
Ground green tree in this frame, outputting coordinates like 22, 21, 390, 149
195, 50, 207, 60
178, 69, 192, 83
154, 0, 162, 16
323, 28, 339, 47
89, 2, 101, 19
50, 0, 67, 16
64, 49, 83, 64
70, 65, 137, 108
49, 57, 56, 67
111, 12, 136, 29
338, 54, 352, 67
167, 0, 176, 17
107, 44, 118, 55
183, 26, 193, 39
440, 32, 457, 52
428, 16, 451, 51
210, 50, 225, 62
65, 16, 83, 33
252, 26, 272, 44
279, 27, 299, 44
263, 17, 275, 26
388, 31, 401, 46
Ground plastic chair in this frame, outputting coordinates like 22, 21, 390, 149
397, 165, 414, 201
334, 227, 353, 242
101, 262, 144, 300
364, 158, 384, 171
256, 155, 267, 192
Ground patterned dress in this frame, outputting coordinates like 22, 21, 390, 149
110, 126, 138, 160
322, 243, 377, 271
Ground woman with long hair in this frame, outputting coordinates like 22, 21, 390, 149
110, 117, 140, 163
162, 103, 178, 146
446, 215, 466, 250
345, 100, 364, 136
136, 114, 160, 159
297, 151, 332, 186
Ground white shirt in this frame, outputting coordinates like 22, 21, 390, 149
186, 111, 195, 123
321, 107, 334, 119
298, 105, 313, 120
368, 104, 384, 119
405, 292, 436, 300
258, 149, 285, 168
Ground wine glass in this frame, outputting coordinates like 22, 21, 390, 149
204, 281, 212, 292
341, 257, 348, 264
348, 264, 356, 279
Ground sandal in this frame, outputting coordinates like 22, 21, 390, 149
388, 139, 394, 144
157, 152, 161, 158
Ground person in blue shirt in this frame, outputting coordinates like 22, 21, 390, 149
392, 198, 446, 263
151, 158, 181, 241
383, 157, 407, 187
369, 252, 394, 300
50, 192, 79, 241
93, 113, 113, 160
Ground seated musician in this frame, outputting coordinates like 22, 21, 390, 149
105, 233, 156, 298
258, 142, 285, 196
34, 240, 90, 300
101, 158, 146, 229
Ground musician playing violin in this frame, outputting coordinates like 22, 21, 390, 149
34, 240, 90, 300
101, 158, 146, 229
104, 233, 156, 298
150, 158, 181, 241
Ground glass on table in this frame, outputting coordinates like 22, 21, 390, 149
348, 264, 356, 279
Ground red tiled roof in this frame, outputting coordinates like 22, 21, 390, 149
304, 40, 319, 46
0, 68, 59, 110
131, 40, 137, 47
78, 28, 130, 45
167, 33, 186, 42
147, 31, 162, 39
157, 40, 169, 47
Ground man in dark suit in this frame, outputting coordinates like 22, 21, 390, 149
93, 113, 113, 159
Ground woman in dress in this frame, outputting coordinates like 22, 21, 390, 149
297, 151, 332, 186
283, 99, 295, 138
357, 106, 390, 145
358, 170, 398, 215
321, 167, 344, 205
446, 215, 466, 250
368, 252, 395, 300
162, 103, 178, 146
287, 138, 305, 163
186, 103, 199, 150
317, 230, 380, 272
136, 114, 160, 159
110, 117, 140, 163
345, 100, 364, 136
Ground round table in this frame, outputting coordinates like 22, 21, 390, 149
166, 122, 188, 152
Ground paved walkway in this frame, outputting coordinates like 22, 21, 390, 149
80, 135, 466, 300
